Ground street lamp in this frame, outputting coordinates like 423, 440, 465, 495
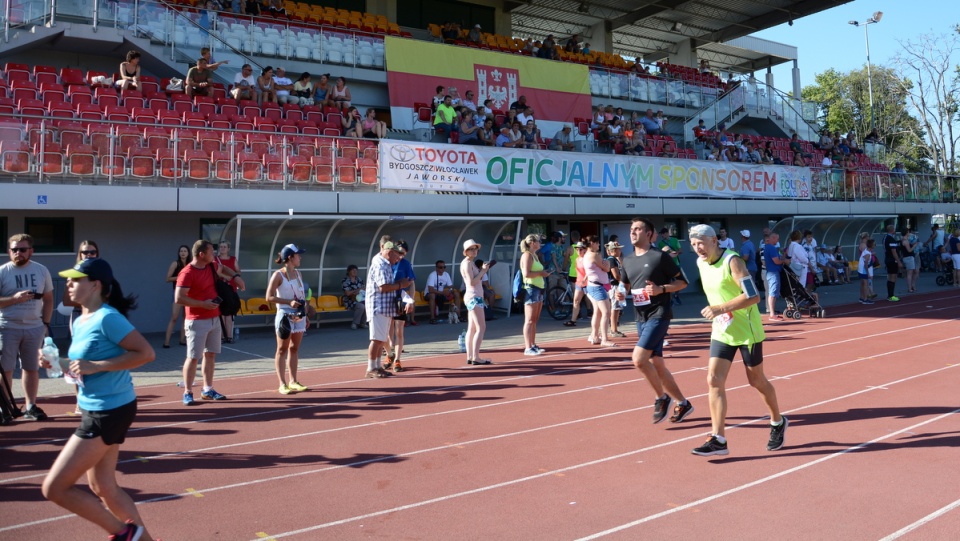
849, 11, 883, 133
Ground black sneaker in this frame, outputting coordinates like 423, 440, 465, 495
652, 395, 672, 424
767, 416, 788, 451
22, 405, 48, 421
691, 436, 729, 456
669, 401, 695, 423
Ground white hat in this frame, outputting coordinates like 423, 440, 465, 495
462, 239, 480, 255
605, 241, 623, 249
740, 229, 751, 238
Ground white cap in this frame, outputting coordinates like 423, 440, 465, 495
740, 229, 751, 238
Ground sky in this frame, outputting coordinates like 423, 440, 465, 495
751, 0, 958, 93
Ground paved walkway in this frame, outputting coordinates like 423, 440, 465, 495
30, 271, 948, 400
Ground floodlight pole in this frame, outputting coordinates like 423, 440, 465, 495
849, 12, 882, 133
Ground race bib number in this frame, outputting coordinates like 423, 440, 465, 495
632, 288, 651, 307
715, 312, 733, 332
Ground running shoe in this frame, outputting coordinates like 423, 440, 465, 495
365, 369, 384, 379
392, 361, 404, 372
22, 405, 48, 421
108, 520, 143, 541
376, 368, 394, 377
652, 395, 672, 424
278, 384, 293, 395
288, 381, 308, 392
523, 347, 542, 356
467, 358, 492, 365
182, 392, 194, 406
669, 401, 695, 423
691, 436, 729, 456
533, 345, 545, 353
767, 416, 789, 451
887, 296, 900, 302
201, 388, 227, 400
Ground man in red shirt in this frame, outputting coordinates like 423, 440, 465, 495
176, 240, 244, 405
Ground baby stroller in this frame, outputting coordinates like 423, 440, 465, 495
779, 266, 826, 319
935, 259, 955, 286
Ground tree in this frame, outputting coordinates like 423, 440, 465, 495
892, 28, 960, 177
800, 66, 925, 168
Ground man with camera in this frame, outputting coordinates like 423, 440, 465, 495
175, 240, 244, 405
0, 234, 54, 421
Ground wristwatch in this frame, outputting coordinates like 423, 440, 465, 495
661, 285, 666, 294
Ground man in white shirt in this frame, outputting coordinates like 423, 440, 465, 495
273, 67, 297, 105
460, 90, 478, 112
517, 106, 535, 126
425, 260, 461, 324
231, 64, 259, 102
717, 229, 735, 250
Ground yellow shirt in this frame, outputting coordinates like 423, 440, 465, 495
523, 255, 545, 289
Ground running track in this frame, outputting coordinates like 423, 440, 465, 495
2, 292, 959, 540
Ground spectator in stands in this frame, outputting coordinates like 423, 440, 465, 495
360, 108, 387, 139
431, 85, 445, 111
537, 35, 555, 59
792, 152, 807, 167
816, 246, 840, 284
517, 106, 535, 125
477, 118, 495, 146
582, 43, 591, 54
693, 119, 708, 144
565, 34, 581, 53
502, 108, 519, 130
433, 95, 457, 137
199, 47, 227, 71
267, 0, 285, 15
655, 110, 665, 131
509, 95, 527, 112
441, 22, 460, 43
520, 120, 540, 149
467, 24, 482, 44
789, 133, 812, 159
659, 140, 678, 159
760, 143, 776, 165
231, 63, 259, 103
342, 106, 363, 138
706, 147, 719, 161
699, 59, 711, 74
425, 260, 460, 324
550, 125, 574, 151
508, 121, 523, 146
461, 90, 477, 112
330, 76, 352, 111
891, 162, 907, 175
116, 50, 141, 91
639, 109, 660, 136
743, 141, 762, 163
272, 67, 296, 105
816, 129, 834, 151
342, 265, 366, 330
448, 87, 462, 108
846, 132, 862, 154
292, 72, 314, 106
864, 128, 880, 144
185, 57, 213, 97
836, 137, 851, 155
590, 105, 605, 129
256, 67, 277, 104
244, 0, 259, 15
624, 129, 646, 155
312, 73, 332, 108
495, 125, 517, 147
458, 110, 482, 145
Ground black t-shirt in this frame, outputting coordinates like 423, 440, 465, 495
606, 256, 621, 285
620, 248, 683, 321
884, 234, 899, 263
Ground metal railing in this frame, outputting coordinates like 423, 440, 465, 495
808, 167, 956, 203
588, 67, 721, 110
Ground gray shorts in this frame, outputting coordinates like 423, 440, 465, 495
0, 326, 45, 372
901, 256, 916, 270
185, 317, 221, 360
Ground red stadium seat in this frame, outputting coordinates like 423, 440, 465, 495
182, 110, 206, 127
336, 156, 357, 185
58, 122, 85, 149
99, 152, 125, 178
67, 85, 93, 105
116, 126, 143, 154
94, 87, 119, 108
4, 63, 31, 82
211, 150, 233, 182
276, 117, 299, 134
184, 149, 211, 181
40, 83, 66, 105
263, 153, 284, 183
12, 81, 39, 103
246, 133, 270, 155
127, 147, 155, 178
287, 155, 312, 183
311, 155, 334, 185
194, 95, 216, 116
87, 123, 112, 154
34, 142, 64, 175
262, 103, 283, 121
121, 89, 145, 109
66, 143, 96, 176
47, 101, 73, 119
230, 115, 254, 132
33, 65, 58, 86
157, 109, 181, 126
170, 93, 193, 113
103, 105, 128, 122
282, 103, 304, 121
216, 98, 240, 117
237, 151, 262, 182
207, 113, 231, 130
358, 157, 378, 185
143, 126, 170, 150
85, 70, 111, 87
156, 148, 182, 180
130, 107, 155, 124
196, 130, 222, 153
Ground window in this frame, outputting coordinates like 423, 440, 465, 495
398, 0, 495, 33
24, 218, 73, 253
200, 218, 229, 245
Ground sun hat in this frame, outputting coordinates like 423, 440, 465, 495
462, 239, 480, 255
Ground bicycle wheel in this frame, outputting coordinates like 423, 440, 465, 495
547, 286, 572, 320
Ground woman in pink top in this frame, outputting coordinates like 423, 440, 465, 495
361, 108, 387, 139
460, 240, 493, 365
581, 235, 615, 347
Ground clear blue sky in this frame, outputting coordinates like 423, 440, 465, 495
752, 0, 958, 93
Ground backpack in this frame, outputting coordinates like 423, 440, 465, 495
512, 269, 526, 303
211, 264, 242, 316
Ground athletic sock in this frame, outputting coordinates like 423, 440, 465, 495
770, 418, 783, 427
887, 281, 895, 297
367, 359, 376, 371
714, 434, 727, 444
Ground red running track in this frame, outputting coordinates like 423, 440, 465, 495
2, 291, 959, 540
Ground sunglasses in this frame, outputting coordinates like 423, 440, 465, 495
80, 250, 98, 255
437, 265, 445, 269
9, 247, 30, 253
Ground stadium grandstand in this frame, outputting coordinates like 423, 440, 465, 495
1, 0, 957, 333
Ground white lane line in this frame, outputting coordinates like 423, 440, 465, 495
878, 497, 960, 540
574, 409, 960, 541
2, 347, 957, 535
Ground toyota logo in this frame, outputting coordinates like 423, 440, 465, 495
390, 145, 416, 162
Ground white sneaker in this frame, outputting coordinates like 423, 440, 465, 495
663, 340, 670, 346
524, 347, 542, 356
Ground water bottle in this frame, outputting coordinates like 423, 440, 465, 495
233, 326, 240, 343
616, 283, 627, 310
458, 330, 467, 353
42, 337, 63, 379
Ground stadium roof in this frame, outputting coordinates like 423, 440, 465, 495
505, 0, 851, 72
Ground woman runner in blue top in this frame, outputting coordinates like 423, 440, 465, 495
41, 258, 157, 541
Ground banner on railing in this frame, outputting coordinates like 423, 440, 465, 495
385, 36, 591, 130
379, 141, 813, 199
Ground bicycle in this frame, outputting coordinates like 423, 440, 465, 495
546, 278, 574, 320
